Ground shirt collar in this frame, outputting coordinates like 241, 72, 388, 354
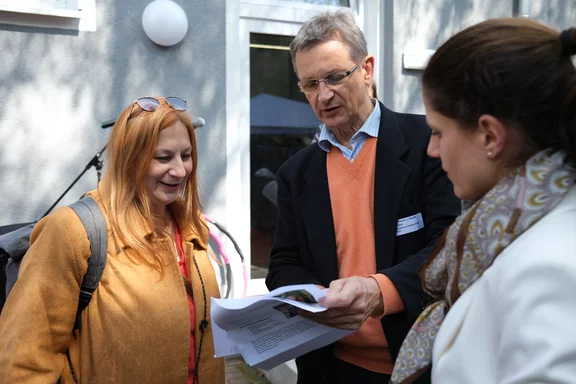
318, 99, 380, 152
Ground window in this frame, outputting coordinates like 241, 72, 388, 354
0, 0, 80, 17
0, 0, 95, 31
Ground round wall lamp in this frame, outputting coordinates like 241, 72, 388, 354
142, 0, 188, 47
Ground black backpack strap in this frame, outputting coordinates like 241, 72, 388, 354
69, 197, 108, 330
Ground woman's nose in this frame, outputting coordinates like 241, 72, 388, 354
169, 160, 187, 177
427, 137, 440, 158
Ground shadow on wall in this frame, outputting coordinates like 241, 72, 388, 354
535, 0, 576, 31
391, 0, 507, 114
0, 0, 227, 225
390, 0, 575, 114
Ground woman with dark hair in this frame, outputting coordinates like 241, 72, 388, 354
391, 19, 576, 383
0, 97, 225, 383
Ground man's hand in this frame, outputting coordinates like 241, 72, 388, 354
298, 276, 384, 330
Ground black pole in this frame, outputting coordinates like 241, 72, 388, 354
512, 0, 530, 17
40, 144, 107, 219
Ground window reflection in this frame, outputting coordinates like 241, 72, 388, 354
250, 33, 320, 278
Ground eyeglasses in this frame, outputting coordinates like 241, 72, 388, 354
298, 63, 360, 93
133, 96, 187, 112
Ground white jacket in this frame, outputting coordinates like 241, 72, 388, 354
432, 185, 576, 383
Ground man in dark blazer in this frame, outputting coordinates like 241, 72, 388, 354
265, 9, 460, 384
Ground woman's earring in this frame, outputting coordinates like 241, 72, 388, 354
487, 152, 493, 157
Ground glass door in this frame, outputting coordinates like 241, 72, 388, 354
249, 32, 319, 279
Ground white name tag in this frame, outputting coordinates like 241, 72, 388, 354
396, 213, 424, 236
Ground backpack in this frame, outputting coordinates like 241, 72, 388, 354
0, 196, 108, 330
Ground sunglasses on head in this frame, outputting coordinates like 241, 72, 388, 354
133, 96, 187, 112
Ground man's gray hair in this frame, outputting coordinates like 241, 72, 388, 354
289, 9, 368, 73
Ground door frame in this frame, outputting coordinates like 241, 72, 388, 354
225, 0, 381, 297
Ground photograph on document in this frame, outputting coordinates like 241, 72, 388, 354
273, 303, 300, 319
273, 289, 317, 303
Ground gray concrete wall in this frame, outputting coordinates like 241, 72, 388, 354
531, 0, 576, 30
1, 0, 574, 227
379, 0, 576, 115
0, 0, 226, 226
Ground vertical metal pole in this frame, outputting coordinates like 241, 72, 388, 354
513, 0, 531, 17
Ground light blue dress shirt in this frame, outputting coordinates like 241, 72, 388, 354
317, 100, 380, 161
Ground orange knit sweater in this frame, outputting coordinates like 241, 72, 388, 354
327, 137, 404, 374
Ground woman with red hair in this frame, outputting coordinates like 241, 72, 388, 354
0, 97, 225, 384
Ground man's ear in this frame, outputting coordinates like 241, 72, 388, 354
363, 56, 375, 85
477, 114, 508, 158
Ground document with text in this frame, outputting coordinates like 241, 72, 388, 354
211, 284, 354, 370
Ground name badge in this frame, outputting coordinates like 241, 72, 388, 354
396, 213, 424, 236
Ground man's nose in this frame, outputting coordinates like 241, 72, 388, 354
317, 81, 334, 103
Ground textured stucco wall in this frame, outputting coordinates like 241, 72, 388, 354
379, 0, 576, 114
0, 0, 573, 227
0, 0, 226, 226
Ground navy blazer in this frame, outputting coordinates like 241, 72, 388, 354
266, 102, 461, 383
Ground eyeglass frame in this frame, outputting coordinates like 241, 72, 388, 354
297, 62, 361, 94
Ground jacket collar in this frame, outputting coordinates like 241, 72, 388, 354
305, 101, 409, 183
375, 101, 409, 159
170, 200, 209, 250
300, 101, 413, 282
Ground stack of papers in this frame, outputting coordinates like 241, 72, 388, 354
211, 284, 354, 370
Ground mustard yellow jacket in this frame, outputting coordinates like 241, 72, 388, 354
0, 187, 225, 383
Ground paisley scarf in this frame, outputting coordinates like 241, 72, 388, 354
391, 150, 575, 383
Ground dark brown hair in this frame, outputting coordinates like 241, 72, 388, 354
423, 18, 576, 164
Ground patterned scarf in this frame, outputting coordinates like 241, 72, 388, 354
390, 150, 575, 383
